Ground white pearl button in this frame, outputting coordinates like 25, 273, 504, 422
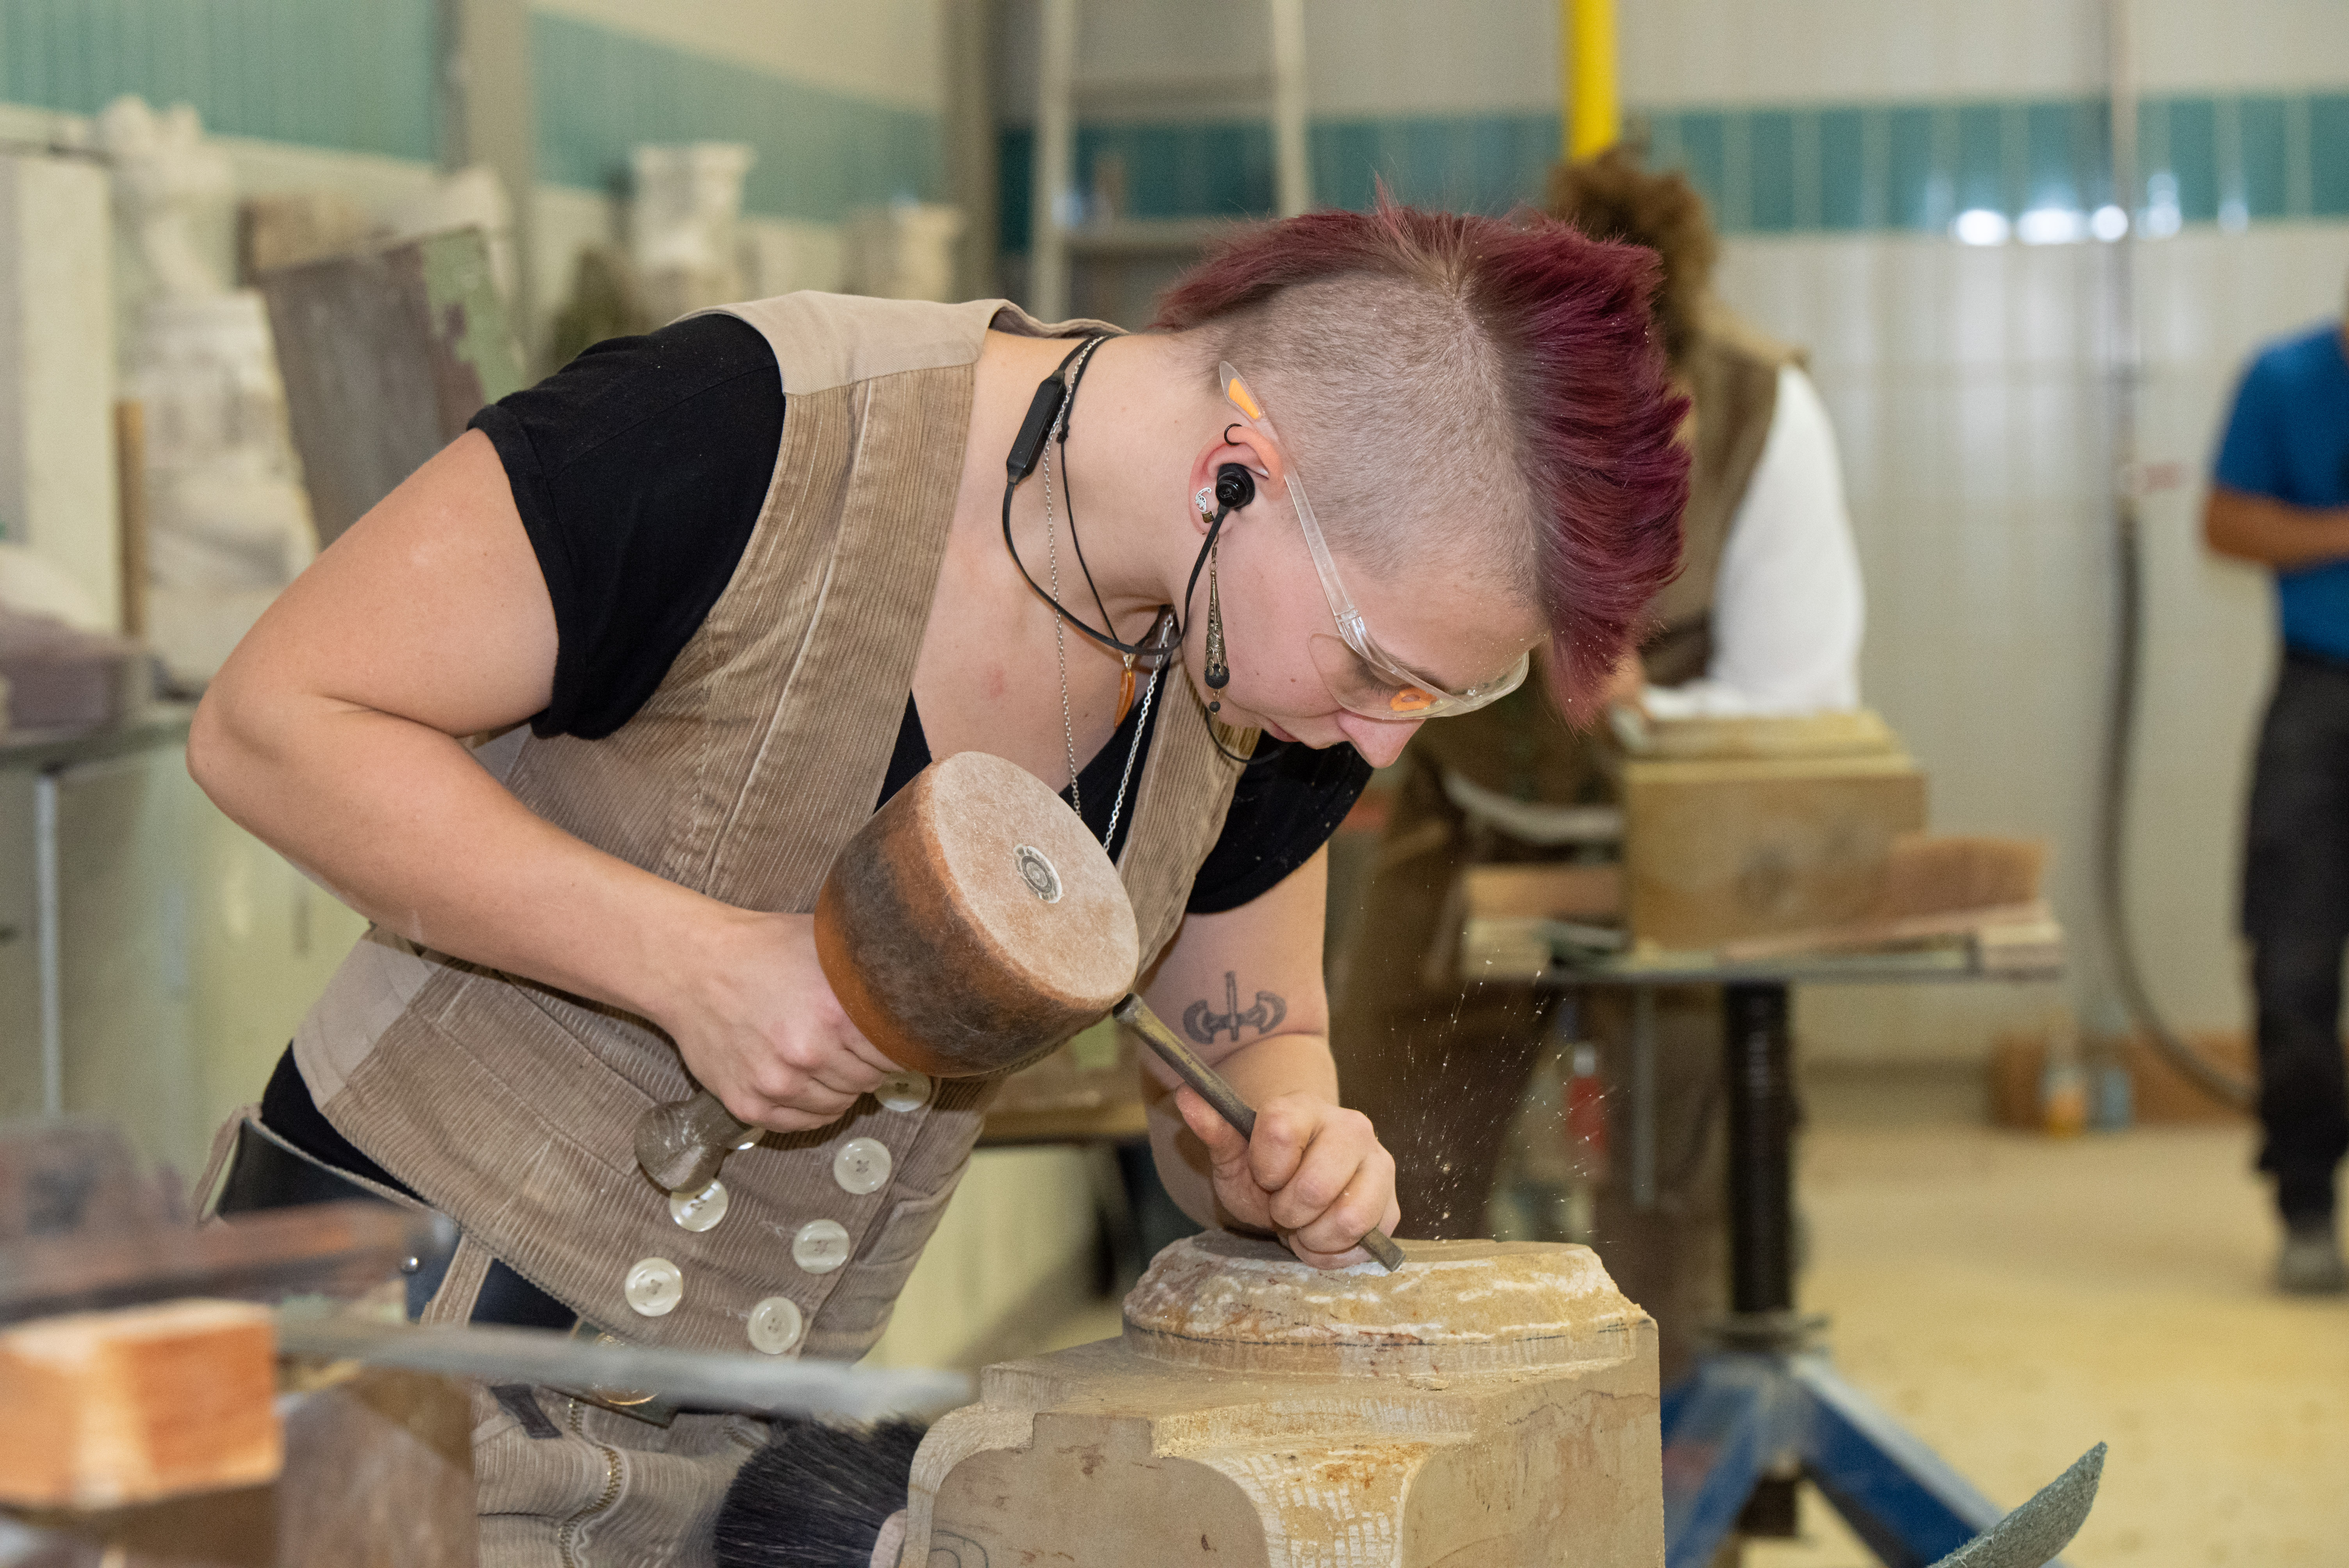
733, 1128, 763, 1151
747, 1295, 805, 1356
792, 1219, 852, 1274
875, 1071, 931, 1113
832, 1137, 893, 1195
623, 1256, 684, 1317
668, 1179, 729, 1233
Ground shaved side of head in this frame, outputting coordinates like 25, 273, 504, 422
1154, 197, 1690, 716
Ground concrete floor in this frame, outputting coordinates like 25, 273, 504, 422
1018, 1074, 2348, 1564
1747, 1076, 2349, 1567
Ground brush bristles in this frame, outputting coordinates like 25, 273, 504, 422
713, 1418, 928, 1568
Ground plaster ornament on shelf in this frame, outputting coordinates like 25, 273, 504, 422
101, 96, 316, 684
843, 201, 966, 303
96, 96, 230, 302
631, 142, 756, 325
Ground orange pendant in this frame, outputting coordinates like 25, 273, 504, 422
1113, 662, 1137, 726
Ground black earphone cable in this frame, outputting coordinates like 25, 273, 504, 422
1000, 336, 1164, 660
1052, 340, 1119, 638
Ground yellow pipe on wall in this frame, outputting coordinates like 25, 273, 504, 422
1562, 0, 1619, 160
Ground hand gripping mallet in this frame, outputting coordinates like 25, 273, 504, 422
632, 750, 1404, 1272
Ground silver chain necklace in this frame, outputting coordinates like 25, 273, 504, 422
1035, 337, 1150, 847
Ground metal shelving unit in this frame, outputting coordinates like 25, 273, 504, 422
1027, 0, 1309, 322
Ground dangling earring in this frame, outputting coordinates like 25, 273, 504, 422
1203, 545, 1230, 711
1195, 485, 1231, 712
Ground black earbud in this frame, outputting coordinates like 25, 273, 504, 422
1214, 463, 1255, 513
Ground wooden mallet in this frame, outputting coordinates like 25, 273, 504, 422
633, 750, 1404, 1272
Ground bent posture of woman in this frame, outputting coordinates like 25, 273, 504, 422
191, 201, 1687, 1562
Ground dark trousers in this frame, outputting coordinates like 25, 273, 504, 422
2243, 649, 2349, 1223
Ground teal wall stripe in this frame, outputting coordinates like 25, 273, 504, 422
0, 6, 942, 224
531, 14, 939, 223
0, 0, 436, 160
1002, 87, 2349, 252
0, 10, 2333, 246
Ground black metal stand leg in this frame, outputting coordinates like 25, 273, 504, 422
1657, 981, 2078, 1568
1724, 982, 1796, 1319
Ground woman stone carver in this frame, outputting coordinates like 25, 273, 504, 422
189, 200, 1688, 1562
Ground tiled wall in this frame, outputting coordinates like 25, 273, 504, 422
1649, 93, 2349, 237
0, 0, 437, 160
1001, 92, 2349, 249
533, 12, 941, 224
0, 3, 944, 224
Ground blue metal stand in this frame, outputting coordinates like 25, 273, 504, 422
1663, 1347, 2028, 1568
1657, 983, 2073, 1568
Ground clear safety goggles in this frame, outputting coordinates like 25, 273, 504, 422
1219, 363, 1531, 721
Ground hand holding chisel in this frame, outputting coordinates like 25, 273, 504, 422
1114, 996, 1406, 1272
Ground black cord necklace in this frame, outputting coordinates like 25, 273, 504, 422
1000, 336, 1167, 663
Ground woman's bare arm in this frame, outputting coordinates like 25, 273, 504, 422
191, 431, 889, 1129
1137, 846, 1401, 1267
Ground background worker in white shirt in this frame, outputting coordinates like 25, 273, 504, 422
1330, 147, 1864, 1383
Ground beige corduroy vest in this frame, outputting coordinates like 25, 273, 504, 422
290, 292, 1254, 1360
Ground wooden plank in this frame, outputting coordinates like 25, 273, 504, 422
0, 1299, 279, 1509
256, 228, 523, 547
0, 1201, 416, 1323
1719, 901, 2052, 962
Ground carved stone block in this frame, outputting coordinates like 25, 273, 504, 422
899, 1234, 1662, 1566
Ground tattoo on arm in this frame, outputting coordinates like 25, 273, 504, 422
1183, 971, 1288, 1045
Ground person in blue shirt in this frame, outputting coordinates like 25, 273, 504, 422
2206, 295, 2349, 1294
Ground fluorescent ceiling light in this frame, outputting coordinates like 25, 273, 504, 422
1952, 208, 2011, 246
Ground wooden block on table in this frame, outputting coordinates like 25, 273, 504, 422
1624, 751, 1926, 950
0, 1300, 280, 1509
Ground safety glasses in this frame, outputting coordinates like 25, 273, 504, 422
1219, 363, 1531, 721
